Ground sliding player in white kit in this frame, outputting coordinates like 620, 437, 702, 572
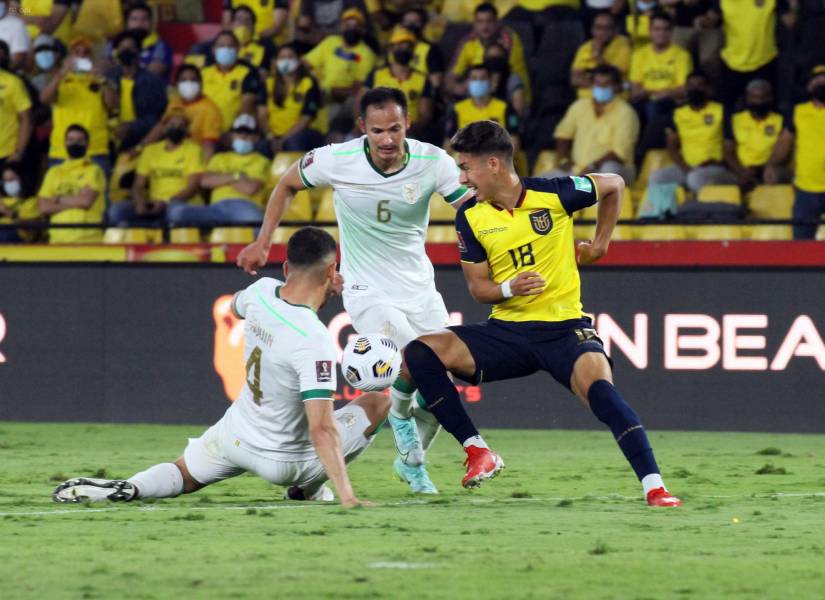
237, 88, 472, 494
53, 228, 388, 507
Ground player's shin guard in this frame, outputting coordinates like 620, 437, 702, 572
127, 463, 185, 499
412, 391, 441, 451
404, 340, 478, 445
587, 380, 660, 481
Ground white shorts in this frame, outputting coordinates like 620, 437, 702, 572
183, 404, 374, 490
346, 291, 449, 347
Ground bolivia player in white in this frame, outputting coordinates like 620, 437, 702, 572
54, 228, 388, 507
237, 87, 472, 494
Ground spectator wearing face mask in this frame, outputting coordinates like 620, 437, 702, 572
398, 6, 445, 91
40, 34, 116, 176
105, 29, 167, 154
647, 72, 737, 195
483, 41, 526, 118
201, 30, 265, 132
0, 0, 31, 71
116, 2, 173, 80
571, 11, 631, 99
548, 65, 639, 185
723, 79, 786, 190
167, 114, 268, 227
0, 161, 40, 242
261, 43, 324, 154
37, 124, 106, 243
445, 64, 520, 153
364, 27, 434, 139
303, 8, 376, 134
222, 0, 288, 43
0, 39, 31, 170
764, 65, 825, 239
29, 33, 64, 93
229, 6, 277, 72
108, 111, 205, 226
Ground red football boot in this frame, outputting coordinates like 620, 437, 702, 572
462, 445, 504, 488
646, 487, 682, 507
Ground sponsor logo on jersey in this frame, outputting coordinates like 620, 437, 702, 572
478, 226, 507, 237
301, 150, 315, 169
316, 360, 333, 382
402, 182, 420, 204
704, 114, 714, 125
529, 209, 553, 235
765, 125, 776, 136
571, 176, 592, 193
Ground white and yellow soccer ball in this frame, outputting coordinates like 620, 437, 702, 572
342, 333, 402, 391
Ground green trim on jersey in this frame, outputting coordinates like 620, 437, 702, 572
445, 186, 468, 203
301, 389, 335, 400
298, 164, 314, 188
332, 148, 364, 156
275, 286, 316, 312
255, 289, 310, 336
408, 153, 439, 159
363, 138, 411, 178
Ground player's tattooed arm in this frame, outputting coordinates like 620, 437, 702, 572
577, 173, 624, 265
461, 261, 545, 304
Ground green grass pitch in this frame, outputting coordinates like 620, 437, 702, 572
1, 422, 824, 599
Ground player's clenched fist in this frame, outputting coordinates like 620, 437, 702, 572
576, 240, 607, 265
236, 240, 270, 275
509, 271, 545, 296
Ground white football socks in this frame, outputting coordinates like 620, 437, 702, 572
462, 435, 489, 450
411, 399, 441, 451
389, 385, 414, 420
641, 473, 666, 496
128, 463, 184, 499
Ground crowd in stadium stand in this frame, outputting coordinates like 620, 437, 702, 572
1, 0, 824, 243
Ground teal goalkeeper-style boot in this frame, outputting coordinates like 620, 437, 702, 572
394, 456, 438, 494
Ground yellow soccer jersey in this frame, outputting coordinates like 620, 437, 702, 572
49, 72, 109, 160
455, 175, 599, 323
226, 0, 288, 35
165, 95, 223, 143
304, 35, 377, 92
668, 102, 724, 167
119, 77, 136, 123
0, 70, 32, 159
629, 44, 692, 93
728, 110, 783, 167
265, 75, 322, 136
450, 29, 531, 102
202, 63, 259, 131
206, 151, 271, 206
367, 67, 431, 123
571, 35, 632, 98
38, 158, 106, 243
788, 101, 825, 192
720, 0, 778, 72
137, 140, 205, 203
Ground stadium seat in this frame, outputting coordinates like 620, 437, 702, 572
574, 188, 635, 240
210, 227, 254, 244
169, 228, 201, 244
688, 225, 745, 240
747, 185, 794, 240
108, 228, 162, 244
271, 227, 299, 244
633, 150, 672, 198
697, 185, 742, 206
284, 190, 313, 223
319, 226, 340, 242
103, 227, 127, 244
429, 193, 455, 225
531, 150, 557, 177
314, 188, 336, 224
634, 224, 687, 241
426, 226, 457, 243
270, 152, 303, 185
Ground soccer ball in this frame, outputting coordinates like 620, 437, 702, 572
342, 333, 402, 391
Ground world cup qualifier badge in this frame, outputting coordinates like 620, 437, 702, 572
529, 209, 553, 235
301, 150, 315, 169
315, 360, 332, 382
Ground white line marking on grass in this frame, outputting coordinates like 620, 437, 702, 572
3, 492, 824, 518
367, 562, 435, 570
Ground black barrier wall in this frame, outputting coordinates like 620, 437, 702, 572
1, 264, 824, 432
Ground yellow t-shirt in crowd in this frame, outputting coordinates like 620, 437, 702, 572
0, 70, 32, 159
720, 0, 778, 72
554, 97, 639, 171
164, 94, 223, 143
729, 110, 782, 167
1, 195, 40, 241
367, 67, 431, 124
202, 63, 258, 131
629, 43, 693, 92
789, 101, 825, 192
265, 75, 322, 136
119, 77, 136, 123
206, 151, 271, 206
304, 35, 377, 92
49, 72, 109, 160
136, 139, 205, 203
226, 0, 287, 35
669, 102, 725, 167
22, 0, 73, 42
450, 97, 519, 134
450, 28, 531, 102
38, 158, 106, 243
626, 13, 651, 47
571, 35, 632, 98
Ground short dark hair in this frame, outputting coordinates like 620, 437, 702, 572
286, 227, 337, 269
125, 2, 153, 20
359, 86, 408, 119
475, 2, 497, 18
592, 64, 622, 86
112, 29, 145, 50
687, 70, 709, 84
176, 63, 201, 82
468, 63, 490, 77
650, 10, 673, 26
232, 5, 256, 23
65, 124, 89, 142
450, 120, 513, 162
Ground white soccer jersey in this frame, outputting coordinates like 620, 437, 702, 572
224, 277, 337, 460
298, 136, 466, 309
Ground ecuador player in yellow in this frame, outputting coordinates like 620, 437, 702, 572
399, 121, 682, 507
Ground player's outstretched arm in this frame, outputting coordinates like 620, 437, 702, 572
236, 160, 307, 275
461, 261, 545, 304
304, 399, 368, 508
577, 173, 624, 265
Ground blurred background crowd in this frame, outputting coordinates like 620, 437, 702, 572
0, 0, 824, 244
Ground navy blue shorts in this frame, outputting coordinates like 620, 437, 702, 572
448, 317, 611, 391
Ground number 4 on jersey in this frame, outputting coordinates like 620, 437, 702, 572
246, 346, 264, 405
